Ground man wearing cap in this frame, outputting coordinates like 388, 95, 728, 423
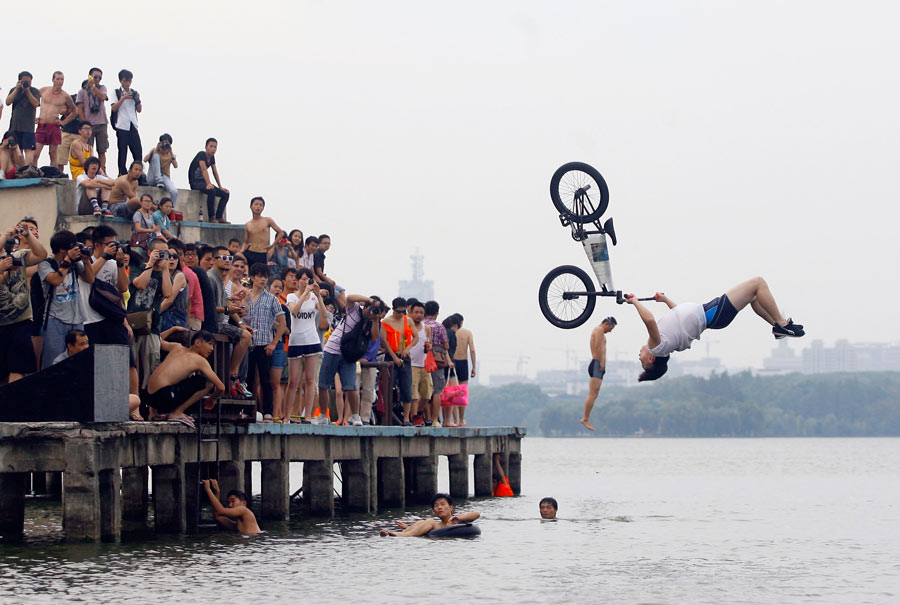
580, 316, 616, 431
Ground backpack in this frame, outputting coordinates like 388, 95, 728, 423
89, 277, 126, 322
339, 306, 372, 363
39, 166, 66, 178
15, 165, 41, 179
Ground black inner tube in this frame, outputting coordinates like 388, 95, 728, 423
429, 523, 481, 538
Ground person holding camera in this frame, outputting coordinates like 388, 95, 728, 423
0, 131, 27, 180
110, 69, 142, 177
0, 223, 48, 383
78, 224, 138, 394
76, 67, 110, 174
4, 71, 41, 166
37, 230, 96, 369
144, 134, 178, 205
128, 238, 174, 389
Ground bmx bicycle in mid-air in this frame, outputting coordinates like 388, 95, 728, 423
538, 162, 655, 329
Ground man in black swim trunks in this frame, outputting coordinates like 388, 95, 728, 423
145, 330, 225, 427
581, 316, 616, 431
629, 276, 805, 382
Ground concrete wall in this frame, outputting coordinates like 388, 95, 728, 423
0, 179, 242, 248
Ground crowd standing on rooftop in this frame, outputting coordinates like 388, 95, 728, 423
0, 67, 478, 428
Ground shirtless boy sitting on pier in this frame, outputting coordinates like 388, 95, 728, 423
145, 330, 225, 428
242, 196, 286, 271
202, 479, 261, 535
380, 493, 480, 537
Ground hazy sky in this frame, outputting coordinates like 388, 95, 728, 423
12, 1, 900, 379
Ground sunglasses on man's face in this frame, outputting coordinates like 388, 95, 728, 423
215, 255, 233, 262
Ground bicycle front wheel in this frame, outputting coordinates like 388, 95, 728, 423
539, 265, 596, 329
550, 162, 609, 224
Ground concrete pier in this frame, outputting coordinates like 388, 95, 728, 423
0, 422, 524, 542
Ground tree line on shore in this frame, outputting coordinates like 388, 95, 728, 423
466, 372, 900, 437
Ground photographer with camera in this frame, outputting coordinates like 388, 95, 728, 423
110, 69, 142, 177
128, 238, 173, 389
4, 71, 41, 166
144, 134, 178, 205
78, 224, 134, 373
0, 131, 27, 180
0, 223, 48, 383
75, 68, 109, 175
37, 230, 95, 369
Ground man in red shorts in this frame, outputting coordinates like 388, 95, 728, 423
35, 71, 76, 168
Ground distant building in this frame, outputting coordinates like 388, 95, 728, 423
398, 249, 434, 302
762, 339, 900, 374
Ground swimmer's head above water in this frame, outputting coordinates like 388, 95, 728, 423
539, 497, 558, 519
227, 489, 249, 508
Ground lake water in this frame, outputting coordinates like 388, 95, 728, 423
1, 438, 898, 604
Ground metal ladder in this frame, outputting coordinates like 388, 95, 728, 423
194, 395, 222, 531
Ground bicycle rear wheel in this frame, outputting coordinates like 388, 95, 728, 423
539, 265, 596, 329
550, 162, 609, 224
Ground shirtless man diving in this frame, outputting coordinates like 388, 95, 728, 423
35, 71, 76, 168
145, 329, 225, 428
580, 316, 616, 431
242, 196, 286, 272
202, 479, 261, 535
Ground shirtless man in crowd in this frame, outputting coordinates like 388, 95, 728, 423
35, 71, 76, 167
145, 330, 225, 428
580, 316, 616, 431
107, 161, 143, 218
242, 196, 286, 271
202, 479, 261, 535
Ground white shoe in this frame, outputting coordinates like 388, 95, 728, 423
312, 414, 329, 425
350, 414, 363, 427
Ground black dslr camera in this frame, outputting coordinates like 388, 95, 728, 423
3, 238, 22, 267
74, 243, 91, 257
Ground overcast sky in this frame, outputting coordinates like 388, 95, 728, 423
13, 0, 900, 379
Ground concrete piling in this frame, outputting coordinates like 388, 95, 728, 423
302, 459, 334, 517
473, 453, 493, 497
0, 473, 27, 539
448, 450, 470, 500
261, 458, 290, 521
377, 456, 405, 508
121, 466, 149, 523
151, 463, 185, 533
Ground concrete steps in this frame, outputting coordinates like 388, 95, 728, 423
57, 214, 243, 248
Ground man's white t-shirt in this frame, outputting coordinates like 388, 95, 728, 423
76, 173, 113, 208
649, 302, 707, 357
79, 258, 119, 325
286, 292, 320, 346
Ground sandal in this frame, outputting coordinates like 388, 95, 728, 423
169, 415, 196, 429
151, 414, 168, 422
130, 412, 145, 421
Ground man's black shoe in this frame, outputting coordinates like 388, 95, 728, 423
773, 319, 805, 339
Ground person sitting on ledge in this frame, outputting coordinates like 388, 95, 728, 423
380, 493, 480, 537
539, 497, 558, 520
145, 329, 224, 428
202, 479, 261, 535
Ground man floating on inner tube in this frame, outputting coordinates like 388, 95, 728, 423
379, 493, 480, 537
628, 276, 804, 382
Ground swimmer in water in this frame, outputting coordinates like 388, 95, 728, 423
380, 493, 480, 537
539, 497, 558, 520
202, 479, 261, 535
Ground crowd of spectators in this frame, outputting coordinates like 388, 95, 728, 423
0, 68, 478, 427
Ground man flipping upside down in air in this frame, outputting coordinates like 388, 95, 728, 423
628, 276, 804, 382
